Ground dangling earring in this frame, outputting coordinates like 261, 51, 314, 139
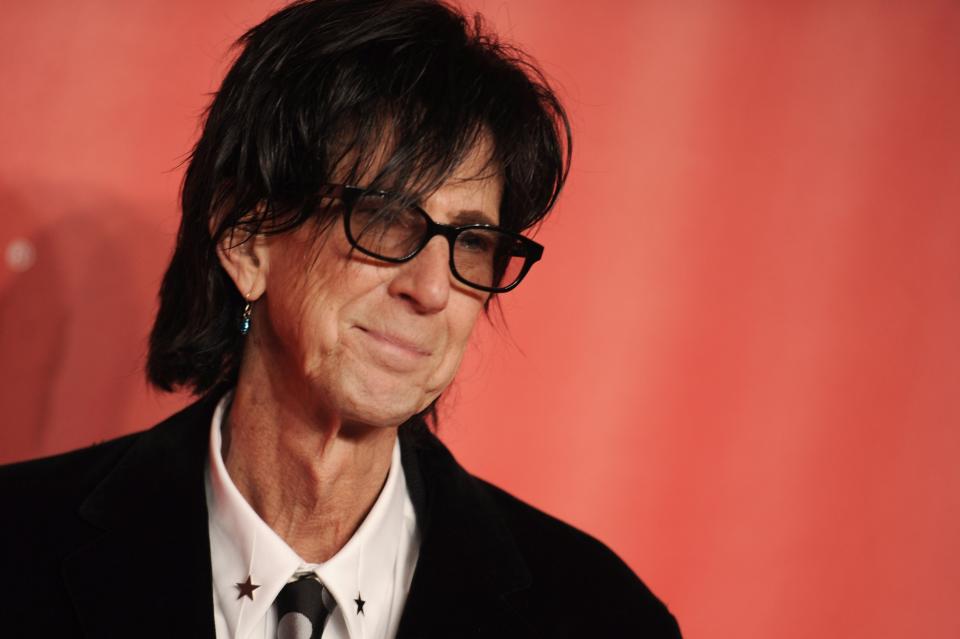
239, 301, 252, 335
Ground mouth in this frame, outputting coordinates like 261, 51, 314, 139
355, 326, 433, 358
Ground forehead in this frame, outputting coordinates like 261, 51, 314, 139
337, 132, 504, 223
333, 123, 500, 192
423, 164, 503, 227
409, 135, 503, 227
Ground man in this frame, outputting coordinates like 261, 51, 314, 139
1, 1, 681, 636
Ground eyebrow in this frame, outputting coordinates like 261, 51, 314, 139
358, 185, 499, 226
447, 209, 498, 226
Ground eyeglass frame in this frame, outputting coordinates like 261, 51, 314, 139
318, 183, 544, 293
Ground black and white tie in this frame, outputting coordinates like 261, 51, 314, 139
275, 575, 335, 639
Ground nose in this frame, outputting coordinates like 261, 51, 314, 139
387, 236, 451, 313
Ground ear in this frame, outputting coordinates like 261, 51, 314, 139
214, 225, 270, 301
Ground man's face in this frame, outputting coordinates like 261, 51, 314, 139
252, 144, 500, 429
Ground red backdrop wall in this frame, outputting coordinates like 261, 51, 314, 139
2, 1, 958, 636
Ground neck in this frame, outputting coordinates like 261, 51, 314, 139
222, 362, 397, 563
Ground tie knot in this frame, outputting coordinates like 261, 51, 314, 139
275, 575, 335, 639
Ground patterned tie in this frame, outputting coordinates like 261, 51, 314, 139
275, 575, 335, 639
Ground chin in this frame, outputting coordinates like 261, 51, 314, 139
338, 382, 434, 430
325, 357, 451, 429
342, 402, 420, 430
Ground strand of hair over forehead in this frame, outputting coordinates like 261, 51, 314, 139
201, 0, 570, 244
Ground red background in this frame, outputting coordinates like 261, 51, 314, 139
2, 1, 959, 636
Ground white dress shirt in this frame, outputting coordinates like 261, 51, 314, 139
205, 393, 421, 639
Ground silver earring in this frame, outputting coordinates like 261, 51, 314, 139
239, 301, 252, 335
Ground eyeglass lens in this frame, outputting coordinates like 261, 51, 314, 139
347, 194, 527, 291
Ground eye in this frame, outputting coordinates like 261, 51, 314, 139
348, 196, 428, 259
352, 195, 390, 223
456, 229, 495, 253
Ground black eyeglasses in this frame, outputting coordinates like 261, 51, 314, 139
319, 184, 544, 293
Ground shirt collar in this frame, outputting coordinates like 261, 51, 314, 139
205, 391, 412, 639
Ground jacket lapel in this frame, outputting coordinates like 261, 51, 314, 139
397, 424, 535, 639
61, 395, 219, 638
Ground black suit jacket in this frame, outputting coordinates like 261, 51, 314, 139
1, 394, 681, 637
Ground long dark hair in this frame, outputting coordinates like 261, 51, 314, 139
147, 0, 571, 395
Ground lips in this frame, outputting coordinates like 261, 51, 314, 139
355, 325, 433, 357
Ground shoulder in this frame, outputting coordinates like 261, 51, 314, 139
403, 425, 682, 637
0, 432, 141, 522
0, 431, 145, 614
0, 394, 215, 552
0, 395, 205, 503
477, 477, 682, 637
478, 476, 653, 586
0, 397, 217, 631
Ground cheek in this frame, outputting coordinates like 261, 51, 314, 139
295, 295, 341, 361
262, 284, 321, 369
262, 258, 346, 371
427, 296, 487, 388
